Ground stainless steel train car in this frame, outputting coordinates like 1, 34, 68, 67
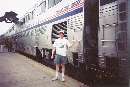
5, 0, 87, 66
2, 0, 130, 85
99, 0, 130, 83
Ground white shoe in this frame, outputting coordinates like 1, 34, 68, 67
52, 77, 58, 81
61, 77, 65, 82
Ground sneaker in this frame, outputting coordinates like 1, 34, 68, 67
61, 77, 65, 82
52, 77, 58, 81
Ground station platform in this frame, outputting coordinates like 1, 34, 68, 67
0, 52, 87, 87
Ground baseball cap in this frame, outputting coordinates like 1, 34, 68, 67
59, 30, 64, 34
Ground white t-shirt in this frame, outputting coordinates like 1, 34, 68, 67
53, 38, 70, 56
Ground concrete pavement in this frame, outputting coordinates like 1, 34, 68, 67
0, 53, 85, 87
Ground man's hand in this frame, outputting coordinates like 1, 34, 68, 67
69, 40, 76, 47
51, 55, 54, 59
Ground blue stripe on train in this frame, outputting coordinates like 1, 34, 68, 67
15, 7, 83, 35
31, 7, 83, 29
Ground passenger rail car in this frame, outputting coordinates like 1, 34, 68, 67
2, 0, 130, 85
99, 0, 129, 83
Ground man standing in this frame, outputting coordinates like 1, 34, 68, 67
51, 30, 71, 82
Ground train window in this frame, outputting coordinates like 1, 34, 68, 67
28, 14, 30, 20
26, 31, 30, 36
25, 15, 28, 22
22, 18, 25, 24
48, 0, 55, 8
41, 1, 46, 13
29, 30, 31, 36
32, 29, 36, 36
39, 29, 44, 34
119, 2, 126, 12
23, 32, 25, 37
31, 30, 34, 36
118, 42, 126, 51
119, 22, 127, 31
48, 0, 62, 8
117, 32, 127, 50
31, 11, 34, 19
118, 32, 127, 42
119, 12, 127, 21
55, 0, 62, 4
24, 31, 27, 37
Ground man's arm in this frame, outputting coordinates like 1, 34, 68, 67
67, 40, 76, 48
51, 47, 56, 59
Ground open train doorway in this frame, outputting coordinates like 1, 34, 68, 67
51, 21, 67, 44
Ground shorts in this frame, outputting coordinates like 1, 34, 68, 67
54, 54, 68, 64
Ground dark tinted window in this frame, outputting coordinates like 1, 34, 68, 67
118, 32, 127, 50
119, 2, 126, 12
48, 0, 55, 8
41, 1, 46, 12
118, 32, 127, 42
117, 32, 127, 51
55, 0, 62, 4
48, 0, 62, 8
119, 22, 127, 31
118, 42, 126, 50
119, 12, 127, 21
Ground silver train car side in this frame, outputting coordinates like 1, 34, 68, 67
5, 0, 86, 66
99, 0, 129, 83
2, 0, 130, 84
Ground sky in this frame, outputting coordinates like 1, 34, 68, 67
0, 0, 38, 35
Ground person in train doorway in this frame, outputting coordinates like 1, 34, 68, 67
51, 30, 71, 82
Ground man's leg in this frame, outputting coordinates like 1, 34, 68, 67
56, 64, 60, 78
61, 64, 65, 81
52, 64, 59, 81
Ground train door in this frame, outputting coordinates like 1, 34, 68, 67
51, 21, 67, 44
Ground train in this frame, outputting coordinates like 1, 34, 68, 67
1, 0, 130, 85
